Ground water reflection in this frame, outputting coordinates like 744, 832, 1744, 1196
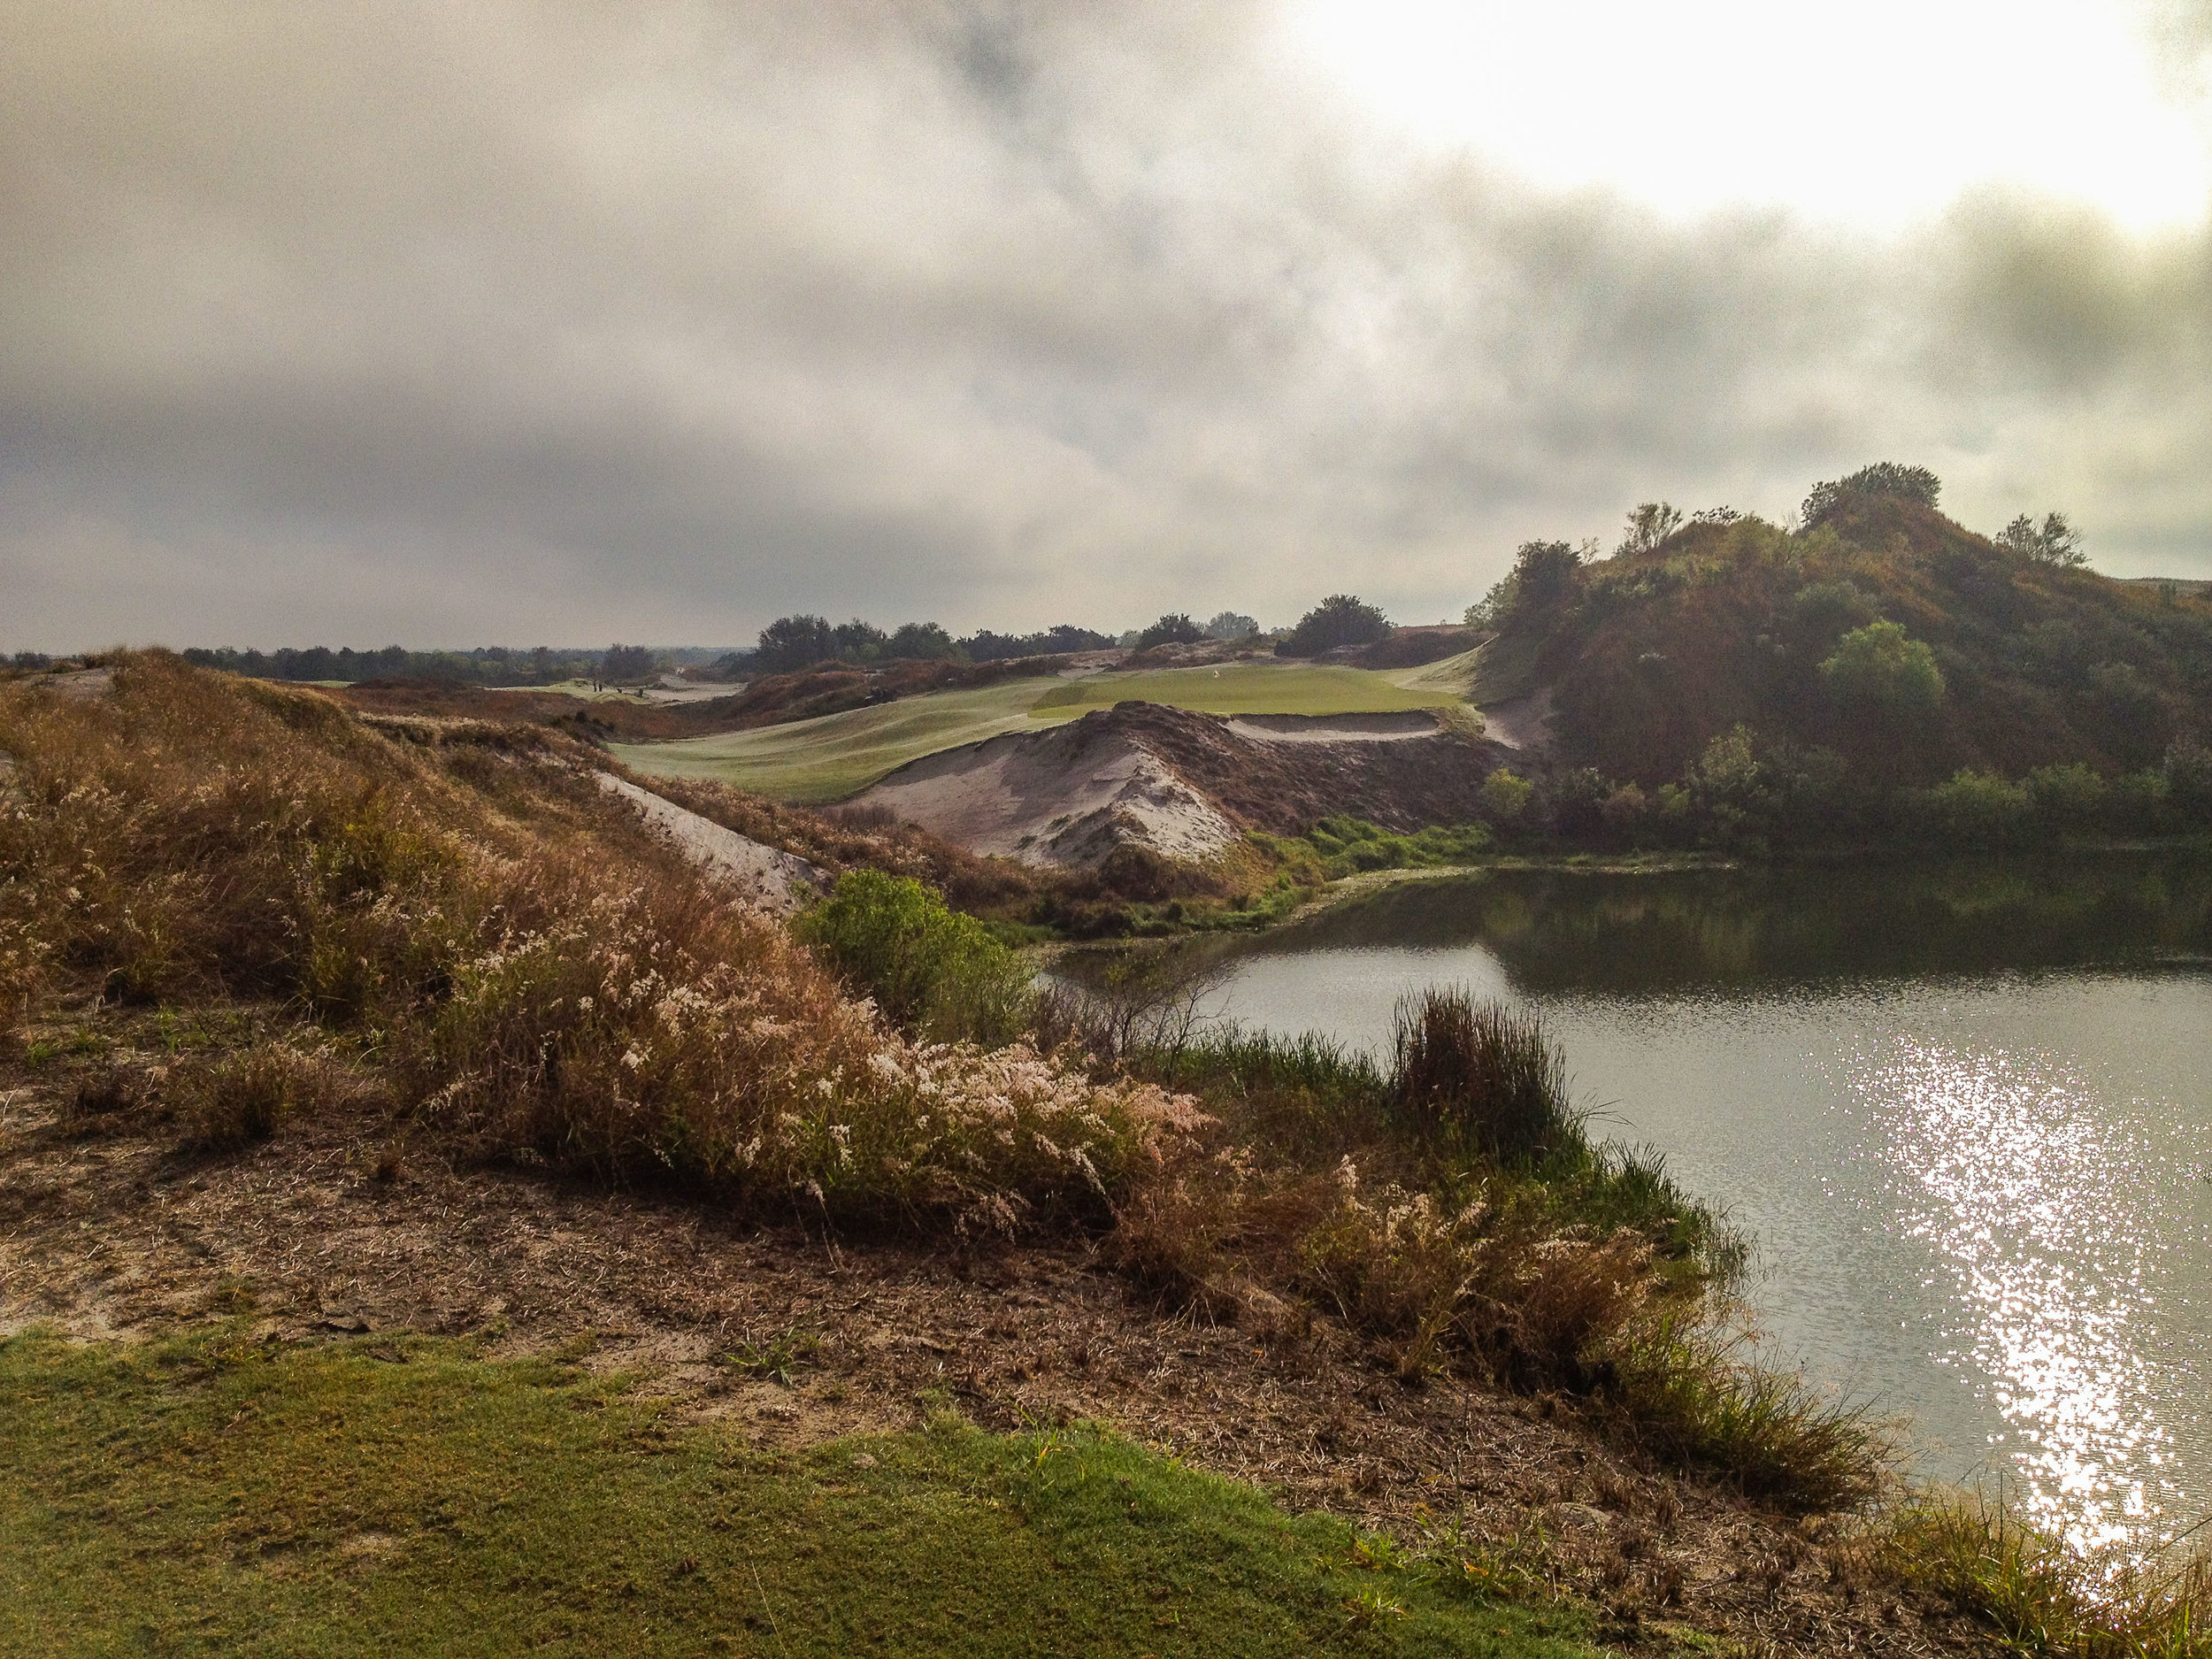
1242, 856, 2212, 992
1178, 854, 2212, 1556
1849, 1037, 2171, 1554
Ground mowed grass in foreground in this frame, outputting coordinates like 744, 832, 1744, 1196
612, 663, 1459, 802
0, 1328, 1601, 1659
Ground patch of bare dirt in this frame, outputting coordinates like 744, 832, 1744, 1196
0, 1028, 1992, 1658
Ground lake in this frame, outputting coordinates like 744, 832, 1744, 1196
1194, 856, 2212, 1557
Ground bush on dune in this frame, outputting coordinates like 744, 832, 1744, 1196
795, 869, 1035, 1047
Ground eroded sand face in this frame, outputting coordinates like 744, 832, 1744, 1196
847, 722, 1240, 868
597, 773, 825, 910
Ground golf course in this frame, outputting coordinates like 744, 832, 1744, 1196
609, 657, 1477, 803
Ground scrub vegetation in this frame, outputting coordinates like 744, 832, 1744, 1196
1460, 465, 2212, 855
4, 653, 2203, 1655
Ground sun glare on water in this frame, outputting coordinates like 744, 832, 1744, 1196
1289, 0, 2212, 232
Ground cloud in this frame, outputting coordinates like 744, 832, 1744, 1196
2, 0, 2208, 650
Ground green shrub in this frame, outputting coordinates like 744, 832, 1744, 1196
1300, 816, 1490, 878
798, 870, 1035, 1047
1390, 988, 1578, 1162
1920, 769, 2032, 848
1276, 595, 1389, 657
1479, 769, 1534, 822
2025, 762, 2107, 832
1819, 620, 1945, 715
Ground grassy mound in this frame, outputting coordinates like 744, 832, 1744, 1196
0, 1327, 1604, 1659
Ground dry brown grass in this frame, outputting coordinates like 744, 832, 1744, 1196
172, 1040, 369, 1152
0, 654, 1202, 1231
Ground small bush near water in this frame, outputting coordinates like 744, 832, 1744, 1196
1392, 987, 1575, 1160
1073, 972, 1855, 1502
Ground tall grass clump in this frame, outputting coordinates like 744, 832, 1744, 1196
1883, 1496, 2212, 1659
795, 869, 1034, 1047
1603, 1315, 1885, 1510
0, 655, 1205, 1231
1391, 987, 1578, 1160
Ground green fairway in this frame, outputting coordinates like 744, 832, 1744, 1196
0, 1327, 1600, 1659
612, 662, 1461, 802
1030, 662, 1459, 718
607, 678, 1069, 803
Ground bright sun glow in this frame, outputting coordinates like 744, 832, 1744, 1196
1290, 0, 2212, 231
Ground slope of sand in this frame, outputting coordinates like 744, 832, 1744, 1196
845, 718, 1240, 867
597, 774, 825, 910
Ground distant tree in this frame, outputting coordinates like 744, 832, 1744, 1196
1277, 595, 1390, 657
600, 643, 658, 683
1615, 502, 1685, 557
832, 618, 887, 661
1801, 464, 1942, 529
1137, 612, 1206, 648
1039, 624, 1114, 654
960, 624, 1114, 661
883, 621, 962, 661
1997, 511, 2087, 568
756, 614, 836, 673
1509, 541, 1584, 613
1202, 611, 1259, 641
1819, 620, 1945, 714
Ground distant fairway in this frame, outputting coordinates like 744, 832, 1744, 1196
612, 659, 1463, 803
606, 678, 1069, 803
1029, 661, 1460, 719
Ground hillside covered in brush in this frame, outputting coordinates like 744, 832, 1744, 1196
1469, 468, 2212, 847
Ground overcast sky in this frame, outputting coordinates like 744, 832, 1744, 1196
5, 1, 2211, 650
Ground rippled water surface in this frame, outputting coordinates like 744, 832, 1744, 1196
1195, 857, 2212, 1555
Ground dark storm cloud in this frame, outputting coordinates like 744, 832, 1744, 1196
3, 0, 2208, 650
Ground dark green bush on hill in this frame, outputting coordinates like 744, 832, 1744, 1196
1818, 620, 1946, 715
1504, 473, 2212, 796
1801, 462, 1941, 528
1276, 594, 1389, 657
1137, 612, 1205, 648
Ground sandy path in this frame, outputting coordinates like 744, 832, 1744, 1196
597, 773, 825, 910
